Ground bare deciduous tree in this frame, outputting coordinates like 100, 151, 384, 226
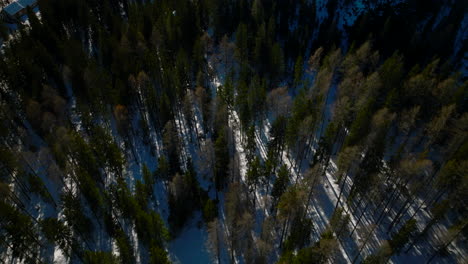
206, 218, 224, 264
266, 87, 291, 119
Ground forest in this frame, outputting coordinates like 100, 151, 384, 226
0, 0, 467, 263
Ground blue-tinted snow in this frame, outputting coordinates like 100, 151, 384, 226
169, 212, 211, 264
461, 52, 467, 78
3, 0, 36, 15
432, 3, 452, 31
453, 14, 468, 67
312, 0, 407, 50
315, 0, 329, 25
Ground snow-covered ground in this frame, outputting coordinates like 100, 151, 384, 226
169, 212, 211, 264
1, 1, 467, 263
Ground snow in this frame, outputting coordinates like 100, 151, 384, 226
432, 4, 451, 31
228, 110, 247, 181
112, 82, 214, 263
131, 225, 141, 264
53, 245, 67, 264
1, 46, 463, 264
461, 52, 468, 78
315, 0, 329, 25
169, 212, 211, 264
2, 1, 467, 262
453, 13, 468, 76
208, 48, 465, 262
314, 0, 407, 50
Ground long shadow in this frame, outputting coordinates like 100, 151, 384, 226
312, 184, 361, 263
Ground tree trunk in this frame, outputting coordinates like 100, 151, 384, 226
388, 193, 420, 234
20, 156, 58, 208
279, 214, 290, 249
349, 195, 372, 238
351, 223, 380, 264
303, 167, 322, 219
333, 168, 350, 214
426, 222, 468, 264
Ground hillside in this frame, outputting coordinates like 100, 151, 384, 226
0, 0, 467, 263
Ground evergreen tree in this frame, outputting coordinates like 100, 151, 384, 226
271, 164, 290, 210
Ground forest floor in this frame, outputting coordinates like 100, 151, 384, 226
15, 61, 462, 264
157, 61, 464, 263
4, 19, 465, 264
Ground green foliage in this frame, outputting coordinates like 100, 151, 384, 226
286, 89, 314, 149
163, 121, 181, 174
142, 163, 155, 193
0, 200, 37, 261
329, 207, 349, 238
214, 131, 229, 190
112, 179, 138, 219
277, 250, 295, 264
293, 55, 304, 88
247, 156, 262, 194
268, 115, 287, 159
27, 173, 54, 204
248, 75, 267, 123
203, 198, 218, 223
437, 155, 467, 203
90, 126, 124, 177
270, 42, 285, 82
84, 251, 119, 264
149, 246, 171, 264
0, 147, 19, 175
111, 177, 169, 248
235, 23, 249, 64
61, 191, 93, 237
41, 218, 73, 255
219, 74, 235, 107
245, 125, 257, 161
389, 219, 417, 253
362, 254, 384, 264
135, 210, 169, 248
0, 1, 466, 263
168, 162, 205, 231
351, 128, 387, 197
312, 121, 338, 167
379, 52, 404, 99
263, 148, 278, 185
279, 231, 337, 264
271, 164, 290, 208
236, 79, 251, 128
362, 240, 393, 264
283, 217, 313, 251
115, 230, 134, 264
75, 169, 106, 214
345, 99, 375, 147
69, 132, 101, 181
135, 180, 149, 209
157, 155, 170, 182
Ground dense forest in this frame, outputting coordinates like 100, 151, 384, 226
0, 0, 467, 263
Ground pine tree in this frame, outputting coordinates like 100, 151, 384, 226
271, 164, 289, 210
389, 219, 417, 253
277, 185, 306, 248
84, 251, 119, 264
215, 130, 229, 191
246, 156, 262, 206
293, 55, 304, 89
